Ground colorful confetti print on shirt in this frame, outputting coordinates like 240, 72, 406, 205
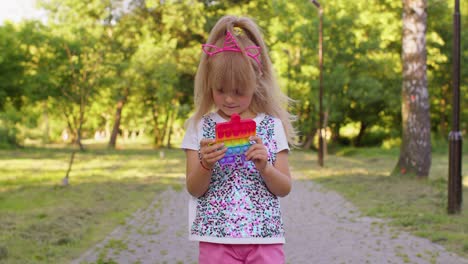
192, 113, 284, 239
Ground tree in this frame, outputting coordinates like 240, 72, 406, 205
102, 5, 142, 149
393, 0, 431, 177
39, 0, 113, 150
0, 22, 28, 110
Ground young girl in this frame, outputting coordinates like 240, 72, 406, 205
181, 15, 296, 264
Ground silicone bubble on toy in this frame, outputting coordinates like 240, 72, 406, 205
216, 113, 256, 164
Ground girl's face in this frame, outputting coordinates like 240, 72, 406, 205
212, 88, 254, 119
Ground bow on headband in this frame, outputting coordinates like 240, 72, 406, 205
202, 31, 262, 73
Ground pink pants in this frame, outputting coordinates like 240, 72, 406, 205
199, 242, 285, 264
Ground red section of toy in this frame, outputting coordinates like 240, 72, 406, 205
216, 113, 256, 164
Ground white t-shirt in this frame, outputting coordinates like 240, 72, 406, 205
181, 112, 289, 244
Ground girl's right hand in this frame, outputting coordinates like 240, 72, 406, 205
199, 139, 226, 169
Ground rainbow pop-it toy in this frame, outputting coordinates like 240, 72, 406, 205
216, 113, 256, 164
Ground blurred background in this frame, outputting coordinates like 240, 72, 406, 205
0, 0, 467, 151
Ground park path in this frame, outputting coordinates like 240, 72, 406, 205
72, 178, 468, 264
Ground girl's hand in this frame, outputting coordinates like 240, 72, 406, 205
199, 138, 226, 169
245, 136, 269, 173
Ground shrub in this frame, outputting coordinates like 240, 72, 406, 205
0, 126, 19, 148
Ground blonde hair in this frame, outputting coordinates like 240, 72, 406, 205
191, 15, 296, 145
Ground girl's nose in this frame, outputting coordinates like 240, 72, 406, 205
225, 95, 234, 104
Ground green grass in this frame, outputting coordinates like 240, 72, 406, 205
290, 147, 468, 258
0, 144, 467, 263
0, 146, 184, 264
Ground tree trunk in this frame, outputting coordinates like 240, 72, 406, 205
302, 128, 317, 150
108, 99, 125, 148
354, 122, 367, 147
332, 123, 341, 145
322, 111, 328, 156
166, 106, 177, 148
393, 0, 431, 177
42, 100, 50, 144
64, 112, 76, 143
62, 151, 76, 186
160, 106, 171, 146
108, 89, 128, 149
152, 104, 162, 147
302, 98, 316, 149
76, 98, 85, 151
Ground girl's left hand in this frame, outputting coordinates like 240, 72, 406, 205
245, 136, 269, 173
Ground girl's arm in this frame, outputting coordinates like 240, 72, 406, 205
245, 136, 292, 197
259, 150, 291, 197
185, 139, 226, 198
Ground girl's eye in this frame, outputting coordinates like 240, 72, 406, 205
235, 90, 243, 96
216, 88, 224, 94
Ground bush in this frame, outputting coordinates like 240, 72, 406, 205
360, 130, 390, 146
0, 126, 19, 148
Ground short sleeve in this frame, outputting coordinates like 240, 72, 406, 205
181, 118, 202, 151
274, 118, 290, 153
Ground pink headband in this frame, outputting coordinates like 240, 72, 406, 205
202, 31, 262, 74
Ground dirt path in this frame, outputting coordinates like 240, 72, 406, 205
72, 180, 468, 264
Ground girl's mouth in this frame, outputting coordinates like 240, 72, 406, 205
224, 105, 238, 109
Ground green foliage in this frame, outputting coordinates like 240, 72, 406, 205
0, 0, 467, 147
0, 102, 23, 148
0, 23, 28, 110
0, 127, 19, 148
